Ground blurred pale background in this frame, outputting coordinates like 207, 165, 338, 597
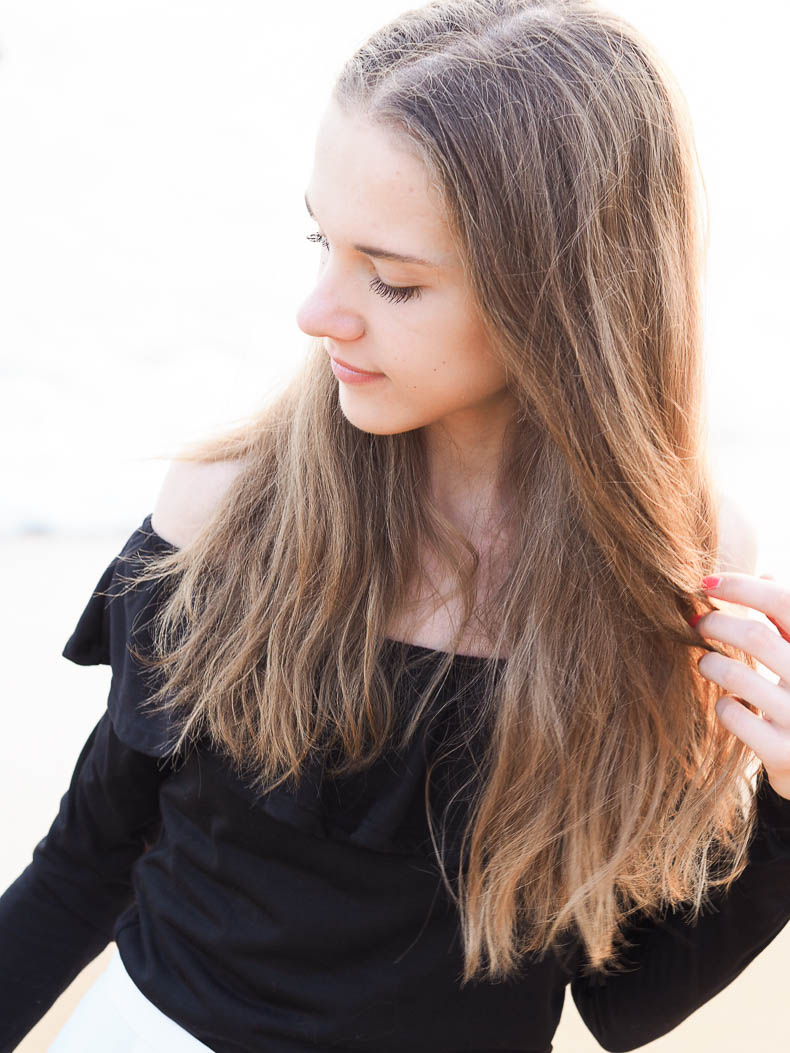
1, 0, 788, 1049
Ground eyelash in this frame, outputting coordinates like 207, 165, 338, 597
305, 231, 422, 304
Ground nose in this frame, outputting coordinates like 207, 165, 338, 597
295, 274, 365, 342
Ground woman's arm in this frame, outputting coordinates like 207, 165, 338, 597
572, 548, 790, 1050
569, 766, 790, 1051
0, 707, 167, 1051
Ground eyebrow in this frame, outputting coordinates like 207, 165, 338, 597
304, 192, 442, 269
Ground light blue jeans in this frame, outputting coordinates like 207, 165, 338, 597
48, 949, 212, 1052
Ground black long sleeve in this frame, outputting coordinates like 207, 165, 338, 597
0, 712, 167, 1053
571, 767, 790, 1051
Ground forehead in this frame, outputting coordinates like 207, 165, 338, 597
307, 100, 459, 269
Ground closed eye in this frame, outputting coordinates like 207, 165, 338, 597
305, 232, 422, 304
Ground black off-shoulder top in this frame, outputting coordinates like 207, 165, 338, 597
2, 514, 790, 1053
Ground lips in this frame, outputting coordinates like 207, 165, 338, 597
330, 356, 383, 377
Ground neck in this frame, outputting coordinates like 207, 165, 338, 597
423, 402, 517, 541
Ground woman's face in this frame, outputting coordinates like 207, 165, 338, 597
296, 98, 516, 440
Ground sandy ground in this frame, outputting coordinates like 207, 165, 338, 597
4, 533, 790, 1051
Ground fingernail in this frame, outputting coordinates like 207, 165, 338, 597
702, 576, 722, 590
687, 613, 705, 628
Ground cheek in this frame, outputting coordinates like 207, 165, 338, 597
382, 303, 504, 393
396, 317, 460, 374
448, 343, 509, 398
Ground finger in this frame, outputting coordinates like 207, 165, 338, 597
758, 575, 790, 640
698, 651, 790, 728
715, 695, 790, 771
702, 573, 790, 638
755, 575, 790, 645
692, 609, 790, 685
765, 615, 790, 687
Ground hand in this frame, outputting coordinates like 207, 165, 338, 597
690, 572, 790, 801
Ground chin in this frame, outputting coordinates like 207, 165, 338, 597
336, 396, 422, 437
339, 415, 406, 437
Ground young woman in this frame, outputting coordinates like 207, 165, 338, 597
3, 1, 790, 1050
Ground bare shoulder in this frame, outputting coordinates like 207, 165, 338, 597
151, 457, 247, 549
715, 490, 759, 575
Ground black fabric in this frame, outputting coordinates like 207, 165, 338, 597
2, 515, 790, 1052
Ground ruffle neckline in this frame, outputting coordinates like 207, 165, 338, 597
61, 516, 502, 862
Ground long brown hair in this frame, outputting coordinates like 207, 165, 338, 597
122, 0, 760, 984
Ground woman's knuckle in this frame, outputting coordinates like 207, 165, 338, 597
743, 620, 771, 652
726, 662, 751, 695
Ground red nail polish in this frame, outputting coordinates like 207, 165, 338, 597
687, 613, 705, 628
702, 576, 722, 590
